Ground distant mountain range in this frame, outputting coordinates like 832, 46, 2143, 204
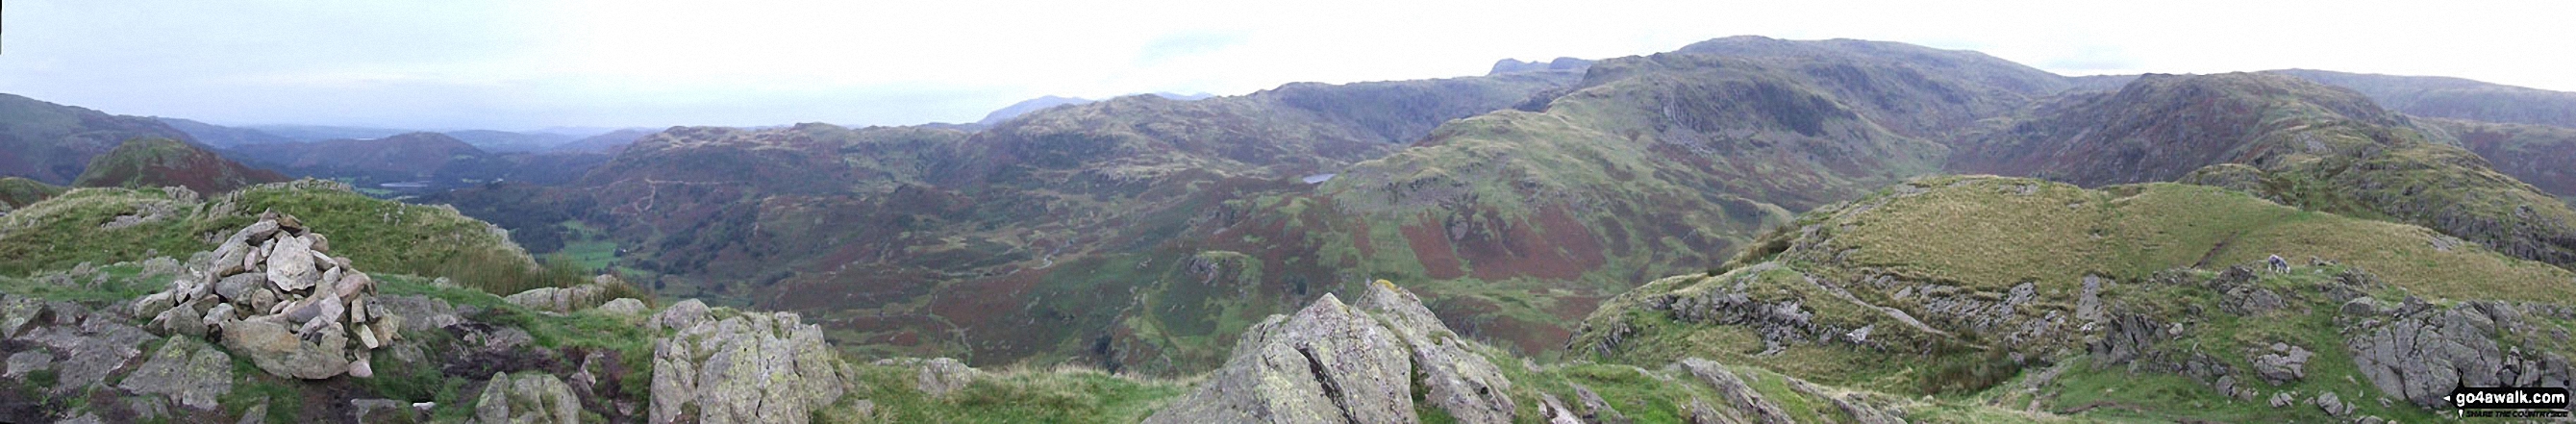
8, 35, 2576, 423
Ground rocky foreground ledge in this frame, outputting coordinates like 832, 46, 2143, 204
4, 214, 1947, 423
0, 214, 882, 423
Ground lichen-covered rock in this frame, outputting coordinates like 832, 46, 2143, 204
1357, 281, 1515, 423
597, 298, 648, 317
1680, 358, 1793, 424
115, 336, 233, 411
1145, 293, 1415, 424
472, 371, 582, 424
0, 295, 48, 337
649, 310, 854, 424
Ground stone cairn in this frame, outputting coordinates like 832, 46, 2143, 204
132, 212, 401, 380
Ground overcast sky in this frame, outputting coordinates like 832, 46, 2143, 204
3, 0, 2571, 131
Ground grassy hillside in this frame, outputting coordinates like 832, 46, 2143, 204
1957, 72, 2576, 269
1570, 175, 2575, 421
0, 179, 540, 285
1291, 37, 2073, 357
0, 177, 65, 211
70, 137, 286, 194
424, 69, 1589, 376
0, 93, 199, 185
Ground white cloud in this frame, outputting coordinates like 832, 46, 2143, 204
1, 0, 2570, 129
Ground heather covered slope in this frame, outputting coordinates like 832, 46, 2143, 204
1954, 72, 2576, 269
0, 93, 200, 185
1293, 37, 2070, 356
1571, 175, 2576, 422
70, 137, 287, 194
2417, 117, 2576, 199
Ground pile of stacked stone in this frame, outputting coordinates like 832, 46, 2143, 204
132, 212, 401, 380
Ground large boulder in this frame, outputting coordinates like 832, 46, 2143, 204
649, 310, 855, 424
472, 371, 582, 424
220, 315, 350, 380
505, 285, 606, 313
115, 337, 233, 411
1144, 292, 1418, 424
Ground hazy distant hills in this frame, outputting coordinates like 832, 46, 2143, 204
154, 117, 296, 148
0, 94, 198, 185
224, 132, 611, 192
2274, 68, 2576, 129
973, 92, 1217, 126
1488, 57, 1595, 74
550, 127, 657, 154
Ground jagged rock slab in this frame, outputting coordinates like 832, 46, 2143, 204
1358, 281, 1516, 423
1680, 358, 1794, 424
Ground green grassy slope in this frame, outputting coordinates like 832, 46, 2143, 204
1570, 175, 2575, 421
0, 179, 538, 283
1955, 72, 2576, 269
0, 177, 66, 212
0, 93, 200, 185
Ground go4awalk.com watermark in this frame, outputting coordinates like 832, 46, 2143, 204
2451, 387, 2572, 418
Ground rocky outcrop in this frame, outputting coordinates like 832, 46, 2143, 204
115, 336, 233, 411
1146, 282, 1531, 424
140, 212, 401, 380
1355, 281, 1517, 423
472, 371, 582, 424
2341, 297, 2574, 407
1144, 291, 1417, 424
649, 307, 856, 424
11, 298, 154, 392
2250, 342, 2313, 385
